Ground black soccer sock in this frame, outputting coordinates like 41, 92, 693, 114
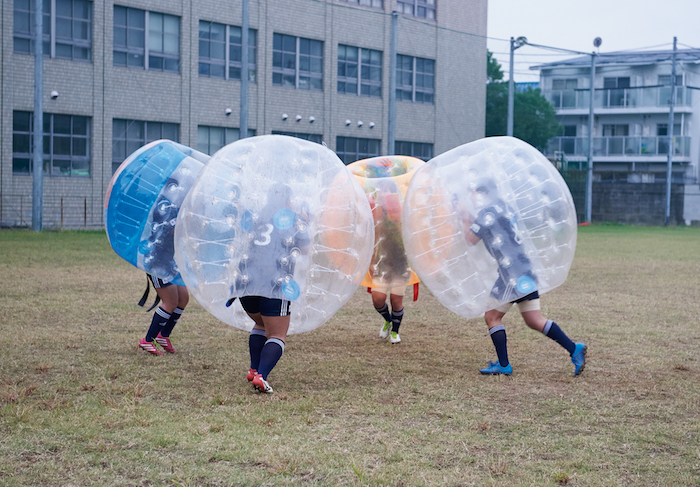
489, 325, 509, 367
375, 303, 392, 323
248, 329, 267, 371
543, 320, 576, 355
257, 339, 285, 380
145, 307, 170, 342
160, 307, 183, 337
391, 308, 404, 333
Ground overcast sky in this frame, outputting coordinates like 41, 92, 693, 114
487, 0, 700, 83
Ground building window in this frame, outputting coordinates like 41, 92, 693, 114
551, 78, 577, 90
13, 111, 91, 177
395, 141, 433, 161
197, 126, 255, 155
272, 131, 323, 144
656, 123, 681, 136
336, 136, 380, 165
658, 75, 683, 86
14, 0, 92, 61
339, 0, 383, 8
603, 77, 630, 89
112, 119, 179, 173
273, 33, 323, 91
337, 45, 382, 97
113, 6, 180, 73
396, 54, 434, 104
602, 124, 629, 136
397, 0, 435, 19
199, 21, 257, 82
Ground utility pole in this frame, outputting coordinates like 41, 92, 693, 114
32, 0, 44, 231
664, 36, 677, 226
387, 12, 397, 155
239, 0, 249, 139
507, 36, 527, 137
585, 52, 596, 224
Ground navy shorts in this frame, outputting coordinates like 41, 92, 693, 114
240, 296, 291, 317
148, 274, 173, 289
514, 290, 539, 304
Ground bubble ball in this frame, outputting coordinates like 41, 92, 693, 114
105, 140, 209, 285
174, 135, 374, 334
402, 136, 577, 319
347, 156, 423, 290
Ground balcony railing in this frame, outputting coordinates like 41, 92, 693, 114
546, 136, 691, 158
545, 86, 692, 109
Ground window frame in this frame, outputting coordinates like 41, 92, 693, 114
112, 119, 179, 173
337, 44, 382, 97
14, 0, 93, 61
272, 33, 324, 91
396, 54, 435, 104
271, 131, 323, 145
113, 6, 180, 73
197, 125, 255, 155
397, 0, 436, 20
394, 141, 433, 161
198, 20, 257, 82
338, 0, 383, 8
335, 136, 381, 165
13, 110, 91, 177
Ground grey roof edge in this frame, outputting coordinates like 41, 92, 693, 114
530, 48, 700, 71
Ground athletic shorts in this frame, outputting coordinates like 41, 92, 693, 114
240, 296, 292, 317
370, 282, 407, 297
494, 290, 540, 314
148, 274, 173, 289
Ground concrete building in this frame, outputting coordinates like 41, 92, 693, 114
1, 0, 487, 229
534, 49, 700, 224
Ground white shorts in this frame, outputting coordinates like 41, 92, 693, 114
495, 298, 541, 314
371, 282, 407, 297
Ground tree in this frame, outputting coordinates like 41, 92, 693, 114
485, 51, 559, 151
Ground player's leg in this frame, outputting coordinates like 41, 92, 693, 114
372, 288, 392, 338
240, 296, 266, 381
156, 285, 190, 352
518, 298, 587, 376
140, 277, 177, 355
480, 304, 512, 375
388, 288, 405, 344
252, 299, 291, 393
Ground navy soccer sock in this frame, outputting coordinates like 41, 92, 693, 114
543, 320, 576, 355
375, 303, 392, 323
489, 325, 509, 367
145, 307, 170, 342
160, 307, 183, 337
391, 308, 404, 333
248, 329, 267, 371
257, 339, 285, 380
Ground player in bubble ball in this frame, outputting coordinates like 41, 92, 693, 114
457, 179, 587, 376
227, 183, 311, 393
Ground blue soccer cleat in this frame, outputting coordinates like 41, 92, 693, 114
571, 343, 587, 376
480, 360, 512, 375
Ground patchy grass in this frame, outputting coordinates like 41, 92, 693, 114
0, 227, 699, 486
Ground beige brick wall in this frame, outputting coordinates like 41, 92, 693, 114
1, 0, 487, 228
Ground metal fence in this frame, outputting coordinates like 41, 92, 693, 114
0, 194, 99, 229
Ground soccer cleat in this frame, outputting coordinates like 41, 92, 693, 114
155, 333, 177, 353
390, 331, 401, 344
251, 373, 273, 394
571, 343, 587, 376
379, 321, 392, 339
246, 368, 257, 382
479, 360, 512, 375
139, 338, 163, 355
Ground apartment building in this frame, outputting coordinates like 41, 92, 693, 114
536, 49, 700, 185
1, 0, 487, 228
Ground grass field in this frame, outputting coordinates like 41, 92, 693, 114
1, 226, 699, 486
